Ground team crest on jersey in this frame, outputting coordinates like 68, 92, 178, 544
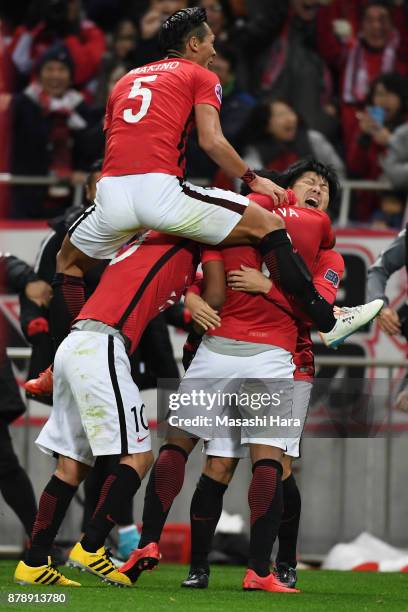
215, 83, 223, 104
324, 268, 339, 287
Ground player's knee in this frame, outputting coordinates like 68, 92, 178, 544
245, 208, 285, 243
204, 456, 237, 484
121, 450, 154, 480
282, 455, 293, 480
55, 457, 89, 487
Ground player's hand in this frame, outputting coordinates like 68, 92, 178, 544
378, 307, 401, 336
248, 175, 287, 205
25, 280, 53, 307
227, 266, 272, 294
184, 292, 221, 331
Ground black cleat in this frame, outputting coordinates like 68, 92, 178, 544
181, 568, 209, 589
275, 563, 297, 589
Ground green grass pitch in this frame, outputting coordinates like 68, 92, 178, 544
1, 561, 407, 611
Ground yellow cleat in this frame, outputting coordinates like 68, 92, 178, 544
14, 558, 81, 587
68, 542, 131, 587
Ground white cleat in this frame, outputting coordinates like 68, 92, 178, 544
319, 299, 384, 349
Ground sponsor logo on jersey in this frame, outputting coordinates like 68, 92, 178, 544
324, 268, 340, 287
215, 83, 222, 104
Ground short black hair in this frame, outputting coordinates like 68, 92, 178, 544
367, 71, 407, 114
241, 157, 340, 206
159, 7, 208, 54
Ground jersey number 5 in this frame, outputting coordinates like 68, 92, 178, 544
123, 75, 158, 124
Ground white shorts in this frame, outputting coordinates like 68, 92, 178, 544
36, 331, 151, 466
203, 380, 312, 459
168, 342, 295, 450
69, 173, 249, 259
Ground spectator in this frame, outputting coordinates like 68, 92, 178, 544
371, 191, 406, 229
381, 122, 408, 190
186, 42, 255, 184
132, 0, 188, 67
331, 1, 408, 152
346, 71, 407, 221
9, 44, 93, 218
93, 19, 138, 107
248, 0, 339, 141
238, 98, 345, 179
9, 0, 105, 89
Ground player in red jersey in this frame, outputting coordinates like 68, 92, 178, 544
14, 230, 223, 587
118, 161, 350, 593
44, 7, 372, 379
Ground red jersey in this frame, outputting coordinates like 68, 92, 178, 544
202, 194, 334, 353
102, 58, 221, 179
75, 231, 198, 354
249, 192, 335, 269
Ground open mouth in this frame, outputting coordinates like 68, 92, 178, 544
305, 197, 319, 208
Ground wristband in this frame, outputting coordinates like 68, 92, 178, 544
241, 168, 257, 184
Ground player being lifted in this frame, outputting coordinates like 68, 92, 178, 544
28, 7, 382, 396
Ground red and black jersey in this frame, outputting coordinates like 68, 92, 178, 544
102, 58, 221, 179
75, 231, 199, 353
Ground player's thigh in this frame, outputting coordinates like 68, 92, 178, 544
63, 332, 151, 458
169, 344, 243, 439
285, 380, 312, 459
35, 338, 95, 467
238, 347, 294, 449
136, 175, 250, 245
68, 180, 140, 259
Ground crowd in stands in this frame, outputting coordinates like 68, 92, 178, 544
0, 0, 407, 226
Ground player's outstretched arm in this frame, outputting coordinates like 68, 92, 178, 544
195, 104, 287, 205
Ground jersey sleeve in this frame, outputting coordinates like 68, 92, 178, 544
312, 249, 345, 304
201, 247, 223, 264
103, 93, 113, 132
319, 211, 336, 249
194, 68, 222, 112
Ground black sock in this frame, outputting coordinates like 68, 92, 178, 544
81, 464, 141, 553
0, 466, 37, 537
190, 474, 228, 573
248, 459, 283, 577
26, 475, 77, 566
277, 474, 301, 568
259, 230, 336, 332
139, 444, 187, 548
50, 273, 85, 349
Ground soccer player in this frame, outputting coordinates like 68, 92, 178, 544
118, 161, 369, 592
181, 248, 344, 591
13, 231, 222, 587
42, 7, 374, 386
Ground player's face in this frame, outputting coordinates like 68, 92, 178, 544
291, 172, 330, 211
194, 24, 216, 69
40, 60, 71, 97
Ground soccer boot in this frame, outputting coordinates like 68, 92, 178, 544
119, 542, 161, 584
68, 542, 131, 587
24, 365, 53, 397
242, 568, 300, 593
320, 299, 384, 349
14, 558, 80, 587
181, 567, 209, 589
275, 562, 298, 589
